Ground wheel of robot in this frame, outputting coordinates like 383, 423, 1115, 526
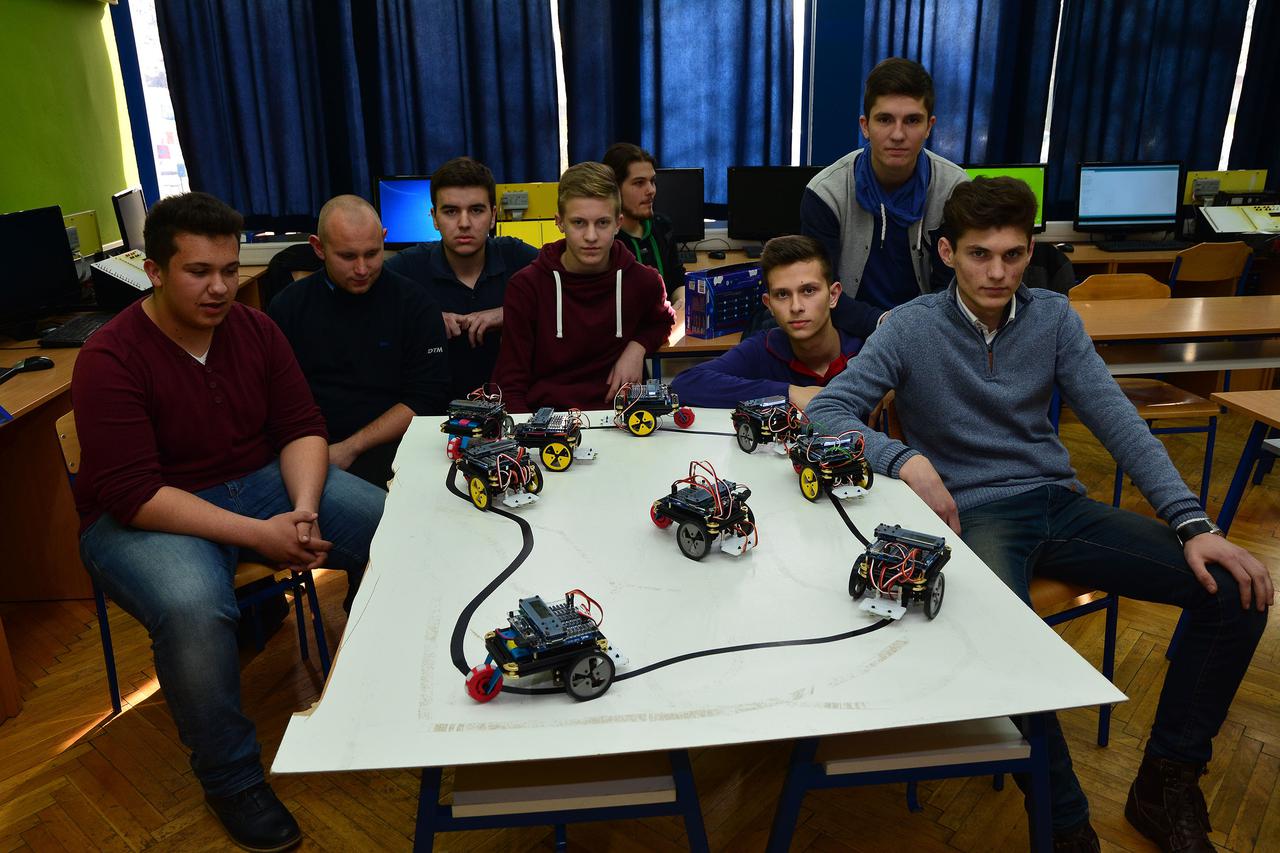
735, 421, 758, 453
849, 559, 868, 599
626, 409, 657, 436
464, 664, 502, 702
650, 502, 672, 529
564, 650, 615, 701
501, 414, 515, 436
445, 436, 462, 460
676, 520, 711, 561
798, 465, 823, 502
924, 573, 945, 620
468, 475, 490, 511
540, 441, 573, 471
672, 406, 696, 429
855, 458, 875, 490
524, 464, 543, 495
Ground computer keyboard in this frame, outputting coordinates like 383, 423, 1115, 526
38, 312, 114, 347
1094, 239, 1193, 252
679, 250, 697, 265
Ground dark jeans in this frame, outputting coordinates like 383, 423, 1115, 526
961, 485, 1267, 830
80, 460, 385, 798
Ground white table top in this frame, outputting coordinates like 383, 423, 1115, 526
274, 411, 1124, 774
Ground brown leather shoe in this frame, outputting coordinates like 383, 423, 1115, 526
1125, 752, 1214, 852
1053, 818, 1101, 852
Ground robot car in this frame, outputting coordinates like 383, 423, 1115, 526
789, 428, 873, 502
455, 439, 543, 511
649, 460, 757, 561
512, 407, 598, 471
731, 395, 808, 454
613, 380, 695, 436
849, 524, 950, 621
466, 590, 615, 702
442, 386, 515, 459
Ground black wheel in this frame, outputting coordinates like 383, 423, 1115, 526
924, 573, 945, 620
501, 415, 515, 436
564, 650, 615, 701
849, 559, 868, 599
676, 520, 711, 561
735, 421, 758, 453
524, 464, 543, 495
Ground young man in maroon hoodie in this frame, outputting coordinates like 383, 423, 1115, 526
493, 161, 676, 412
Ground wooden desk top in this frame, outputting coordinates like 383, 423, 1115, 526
1073, 295, 1280, 341
1210, 390, 1280, 430
1067, 245, 1181, 264
0, 345, 78, 423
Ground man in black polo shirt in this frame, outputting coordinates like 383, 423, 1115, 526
269, 195, 450, 487
602, 142, 686, 311
383, 157, 538, 399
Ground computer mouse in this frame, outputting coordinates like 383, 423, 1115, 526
1057, 242, 1074, 253
708, 250, 727, 259
23, 356, 54, 370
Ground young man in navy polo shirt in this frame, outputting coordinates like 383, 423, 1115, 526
383, 157, 537, 399
671, 235, 861, 409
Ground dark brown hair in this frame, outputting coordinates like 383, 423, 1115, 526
942, 177, 1038, 243
863, 57, 935, 117
144, 192, 243, 269
430, 157, 496, 207
601, 142, 656, 186
761, 235, 834, 288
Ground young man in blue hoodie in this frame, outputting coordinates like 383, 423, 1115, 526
807, 177, 1271, 853
671, 235, 861, 409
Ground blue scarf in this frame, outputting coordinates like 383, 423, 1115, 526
854, 148, 931, 229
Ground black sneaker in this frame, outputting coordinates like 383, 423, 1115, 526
1053, 818, 1101, 852
206, 781, 301, 852
1125, 751, 1214, 852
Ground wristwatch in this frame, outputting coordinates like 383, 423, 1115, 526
1175, 518, 1224, 546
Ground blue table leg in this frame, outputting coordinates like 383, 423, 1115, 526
1216, 420, 1268, 534
414, 767, 443, 852
670, 749, 709, 852
767, 738, 818, 853
1027, 713, 1051, 853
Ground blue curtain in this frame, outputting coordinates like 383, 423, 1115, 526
355, 0, 560, 183
863, 0, 1060, 167
561, 0, 793, 206
1228, 0, 1279, 179
156, 0, 560, 225
1044, 0, 1251, 218
155, 1, 368, 227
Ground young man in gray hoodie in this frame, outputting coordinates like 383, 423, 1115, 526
807, 177, 1271, 853
801, 57, 968, 341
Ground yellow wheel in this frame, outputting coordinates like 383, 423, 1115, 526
541, 441, 573, 471
468, 476, 490, 510
798, 466, 822, 502
627, 409, 657, 436
524, 465, 543, 494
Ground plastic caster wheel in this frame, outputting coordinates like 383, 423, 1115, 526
465, 664, 502, 702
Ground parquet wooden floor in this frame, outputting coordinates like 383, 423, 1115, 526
1, 411, 1277, 852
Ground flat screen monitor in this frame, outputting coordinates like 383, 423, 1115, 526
375, 176, 442, 249
0, 205, 80, 323
654, 168, 705, 242
1075, 162, 1182, 233
112, 187, 147, 252
964, 164, 1046, 233
727, 166, 823, 241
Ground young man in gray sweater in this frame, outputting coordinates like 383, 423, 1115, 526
807, 177, 1271, 853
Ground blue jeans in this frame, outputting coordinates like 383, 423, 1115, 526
80, 460, 385, 798
961, 485, 1267, 830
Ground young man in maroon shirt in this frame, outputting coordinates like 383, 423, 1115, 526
492, 161, 675, 412
72, 192, 385, 852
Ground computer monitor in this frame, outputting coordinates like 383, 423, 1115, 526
1075, 162, 1182, 234
654, 168, 705, 242
1183, 169, 1268, 205
727, 166, 823, 242
374, 176, 442, 249
112, 188, 147, 252
964, 164, 1046, 233
0, 205, 80, 328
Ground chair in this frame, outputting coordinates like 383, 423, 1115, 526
1168, 241, 1252, 297
1068, 274, 1219, 508
55, 412, 331, 715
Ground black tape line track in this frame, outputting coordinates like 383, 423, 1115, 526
446, 463, 890, 695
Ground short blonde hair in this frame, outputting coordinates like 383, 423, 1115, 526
557, 162, 620, 215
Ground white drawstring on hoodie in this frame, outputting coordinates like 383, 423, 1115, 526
552, 268, 624, 339
878, 202, 923, 252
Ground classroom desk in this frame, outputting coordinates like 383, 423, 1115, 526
1210, 390, 1280, 533
274, 415, 1122, 849
0, 264, 268, 723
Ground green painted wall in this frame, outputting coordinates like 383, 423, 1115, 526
0, 0, 138, 244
